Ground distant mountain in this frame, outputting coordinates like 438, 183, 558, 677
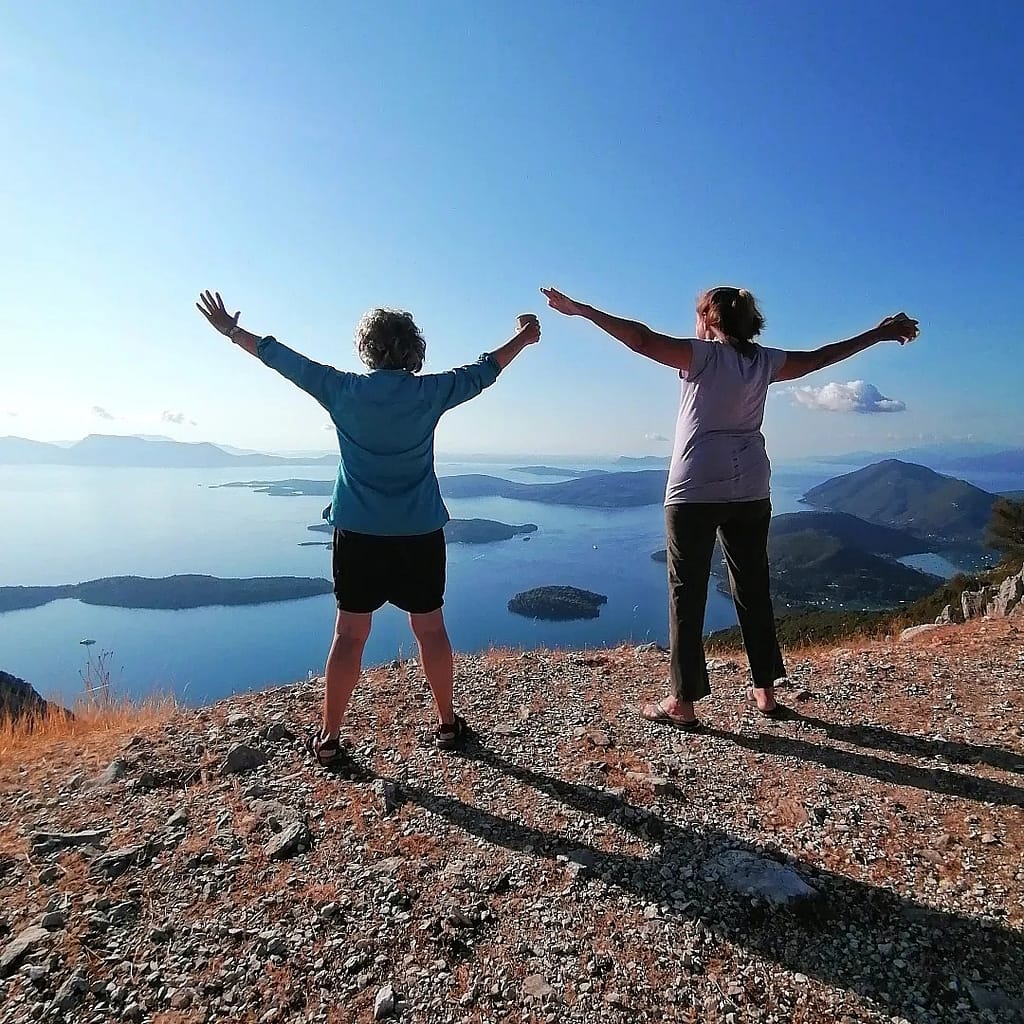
801, 460, 997, 543
514, 466, 607, 478
0, 435, 338, 468
941, 449, 1024, 474
813, 441, 1007, 467
616, 456, 671, 467
0, 575, 333, 613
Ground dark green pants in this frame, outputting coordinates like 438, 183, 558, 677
665, 499, 785, 702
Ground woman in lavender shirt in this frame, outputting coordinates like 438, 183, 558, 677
543, 285, 918, 729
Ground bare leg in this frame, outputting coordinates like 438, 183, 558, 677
321, 610, 372, 736
409, 609, 455, 726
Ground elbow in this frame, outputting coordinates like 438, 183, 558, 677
628, 325, 653, 354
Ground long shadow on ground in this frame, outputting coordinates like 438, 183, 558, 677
781, 710, 1024, 776
703, 726, 1024, 808
365, 740, 1024, 1023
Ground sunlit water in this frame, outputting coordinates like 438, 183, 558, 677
0, 458, 1016, 705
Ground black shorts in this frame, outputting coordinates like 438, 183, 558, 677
331, 528, 446, 614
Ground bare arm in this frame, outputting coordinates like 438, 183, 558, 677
774, 313, 920, 382
541, 287, 693, 371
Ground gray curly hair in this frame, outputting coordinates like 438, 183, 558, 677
354, 308, 426, 372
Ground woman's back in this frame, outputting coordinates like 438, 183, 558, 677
666, 340, 786, 504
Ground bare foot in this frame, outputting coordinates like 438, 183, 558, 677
640, 696, 699, 726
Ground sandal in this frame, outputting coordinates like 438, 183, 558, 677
435, 714, 470, 751
640, 699, 702, 732
745, 687, 788, 720
305, 728, 351, 768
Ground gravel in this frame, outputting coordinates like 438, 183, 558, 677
0, 615, 1021, 1023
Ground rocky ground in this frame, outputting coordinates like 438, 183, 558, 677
1, 616, 1022, 1024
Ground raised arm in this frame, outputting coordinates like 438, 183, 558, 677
435, 316, 542, 413
196, 290, 342, 409
773, 313, 920, 382
541, 287, 693, 371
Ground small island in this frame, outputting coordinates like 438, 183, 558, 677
445, 519, 538, 544
508, 586, 608, 621
305, 519, 538, 545
0, 575, 333, 614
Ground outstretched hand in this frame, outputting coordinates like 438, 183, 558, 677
541, 287, 586, 318
872, 312, 920, 345
196, 291, 241, 337
515, 314, 542, 345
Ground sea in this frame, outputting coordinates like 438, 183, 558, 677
0, 458, 1018, 707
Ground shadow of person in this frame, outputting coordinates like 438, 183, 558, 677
361, 741, 1024, 1023
781, 709, 1024, 775
700, 726, 1024, 808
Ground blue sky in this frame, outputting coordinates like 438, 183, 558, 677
1, 1, 1021, 458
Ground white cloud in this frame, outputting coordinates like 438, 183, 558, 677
5, 411, 16, 418
790, 380, 906, 414
643, 432, 670, 443
92, 405, 115, 421
161, 410, 191, 425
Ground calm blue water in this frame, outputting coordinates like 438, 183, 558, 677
0, 458, 1016, 705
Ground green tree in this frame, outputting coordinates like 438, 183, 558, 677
986, 497, 1024, 562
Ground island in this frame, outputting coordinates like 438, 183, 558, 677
0, 575, 333, 614
224, 470, 668, 508
514, 466, 608, 478
801, 460, 996, 544
304, 519, 538, 544
508, 586, 608, 621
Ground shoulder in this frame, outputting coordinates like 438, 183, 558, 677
755, 345, 787, 372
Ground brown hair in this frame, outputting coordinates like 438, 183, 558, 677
696, 286, 765, 356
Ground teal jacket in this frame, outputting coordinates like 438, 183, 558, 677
258, 336, 501, 536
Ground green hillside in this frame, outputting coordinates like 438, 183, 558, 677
801, 459, 997, 543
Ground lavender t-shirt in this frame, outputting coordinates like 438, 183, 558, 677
665, 340, 787, 505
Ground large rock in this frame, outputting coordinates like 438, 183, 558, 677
702, 850, 820, 908
31, 829, 111, 855
220, 743, 269, 776
962, 586, 994, 620
0, 671, 66, 722
934, 602, 963, 625
900, 623, 942, 642
90, 843, 156, 881
987, 567, 1024, 618
264, 822, 312, 861
0, 925, 50, 977
373, 983, 397, 1020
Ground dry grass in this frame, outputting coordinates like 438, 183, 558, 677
0, 693, 177, 765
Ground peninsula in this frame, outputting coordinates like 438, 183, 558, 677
226, 471, 668, 508
0, 576, 333, 614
